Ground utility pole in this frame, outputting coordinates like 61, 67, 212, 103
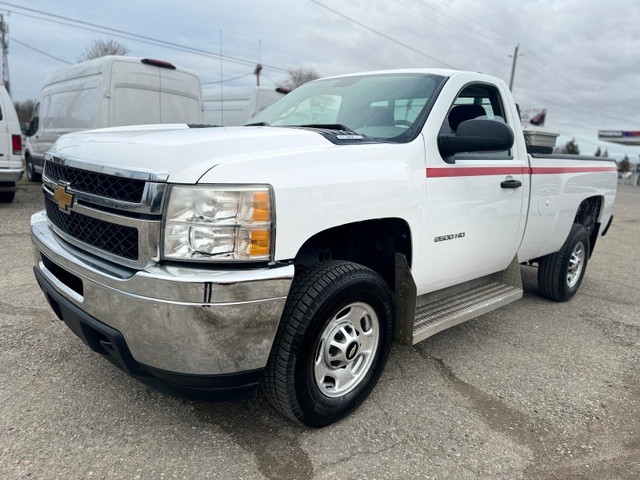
509, 43, 521, 92
0, 14, 9, 96
254, 63, 263, 87
254, 40, 262, 87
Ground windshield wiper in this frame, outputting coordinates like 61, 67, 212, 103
298, 124, 357, 134
245, 121, 270, 126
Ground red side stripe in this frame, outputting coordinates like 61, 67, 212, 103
529, 166, 617, 174
426, 167, 529, 177
426, 165, 617, 177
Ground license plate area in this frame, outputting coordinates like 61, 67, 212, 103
41, 254, 84, 297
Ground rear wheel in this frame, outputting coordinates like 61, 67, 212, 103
262, 261, 394, 427
0, 182, 16, 203
0, 191, 15, 203
26, 153, 41, 182
538, 223, 589, 302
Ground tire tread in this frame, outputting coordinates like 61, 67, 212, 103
262, 261, 389, 425
538, 223, 589, 302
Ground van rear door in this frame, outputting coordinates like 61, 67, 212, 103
0, 93, 8, 168
0, 87, 23, 171
159, 68, 202, 124
109, 59, 202, 126
110, 60, 161, 126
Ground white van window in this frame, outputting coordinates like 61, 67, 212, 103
41, 88, 100, 129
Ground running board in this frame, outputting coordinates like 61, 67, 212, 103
397, 256, 523, 346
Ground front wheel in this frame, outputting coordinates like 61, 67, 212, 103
26, 154, 41, 182
538, 223, 589, 302
262, 261, 394, 427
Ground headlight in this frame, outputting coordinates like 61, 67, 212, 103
163, 185, 274, 262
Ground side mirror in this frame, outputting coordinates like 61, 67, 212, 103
438, 118, 514, 163
25, 122, 32, 137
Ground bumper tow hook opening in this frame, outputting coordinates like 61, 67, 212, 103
98, 333, 114, 352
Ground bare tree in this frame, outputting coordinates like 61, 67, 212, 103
14, 99, 36, 124
78, 39, 130, 62
280, 67, 321, 90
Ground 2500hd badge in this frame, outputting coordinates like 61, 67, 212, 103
434, 232, 466, 242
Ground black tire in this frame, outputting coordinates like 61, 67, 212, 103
0, 190, 15, 203
538, 223, 590, 302
262, 261, 394, 427
25, 153, 41, 182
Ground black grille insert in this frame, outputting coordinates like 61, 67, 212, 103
44, 196, 139, 260
44, 162, 146, 203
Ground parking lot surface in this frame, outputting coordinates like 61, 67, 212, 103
1, 179, 639, 479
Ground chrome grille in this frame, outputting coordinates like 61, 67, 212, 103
44, 196, 139, 260
42, 154, 167, 267
44, 161, 146, 203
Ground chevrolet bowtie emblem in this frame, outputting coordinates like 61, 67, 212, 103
53, 184, 74, 213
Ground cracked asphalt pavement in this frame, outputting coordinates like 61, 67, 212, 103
1, 179, 639, 479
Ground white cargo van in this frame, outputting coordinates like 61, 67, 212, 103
24, 56, 203, 181
202, 86, 286, 126
0, 85, 23, 203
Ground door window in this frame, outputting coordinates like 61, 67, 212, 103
30, 103, 40, 134
440, 83, 511, 159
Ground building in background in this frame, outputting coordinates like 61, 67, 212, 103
598, 130, 640, 146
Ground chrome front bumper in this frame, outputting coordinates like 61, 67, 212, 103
30, 211, 294, 376
0, 168, 24, 183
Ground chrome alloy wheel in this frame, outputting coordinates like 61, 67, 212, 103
566, 242, 585, 288
314, 302, 380, 398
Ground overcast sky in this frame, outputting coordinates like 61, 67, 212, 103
5, 0, 640, 159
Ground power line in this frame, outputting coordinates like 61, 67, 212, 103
420, 0, 515, 45
11, 36, 72, 64
0, 1, 289, 73
521, 50, 574, 90
392, 0, 510, 59
310, 0, 456, 69
201, 73, 253, 85
260, 73, 281, 86
520, 51, 637, 124
410, 0, 633, 125
415, 0, 630, 124
515, 89, 635, 126
403, 0, 512, 54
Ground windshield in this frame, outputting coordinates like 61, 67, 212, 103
250, 73, 445, 142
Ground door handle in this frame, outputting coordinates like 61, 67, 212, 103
501, 179, 522, 189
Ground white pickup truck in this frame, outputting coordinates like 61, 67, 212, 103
31, 69, 617, 427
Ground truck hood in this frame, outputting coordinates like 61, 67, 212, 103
50, 124, 336, 183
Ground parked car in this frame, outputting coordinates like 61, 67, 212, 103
202, 86, 286, 126
31, 68, 617, 426
0, 85, 23, 203
24, 56, 203, 181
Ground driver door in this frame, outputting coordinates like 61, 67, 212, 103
423, 83, 527, 292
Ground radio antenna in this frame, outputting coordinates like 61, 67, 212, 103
219, 30, 224, 126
